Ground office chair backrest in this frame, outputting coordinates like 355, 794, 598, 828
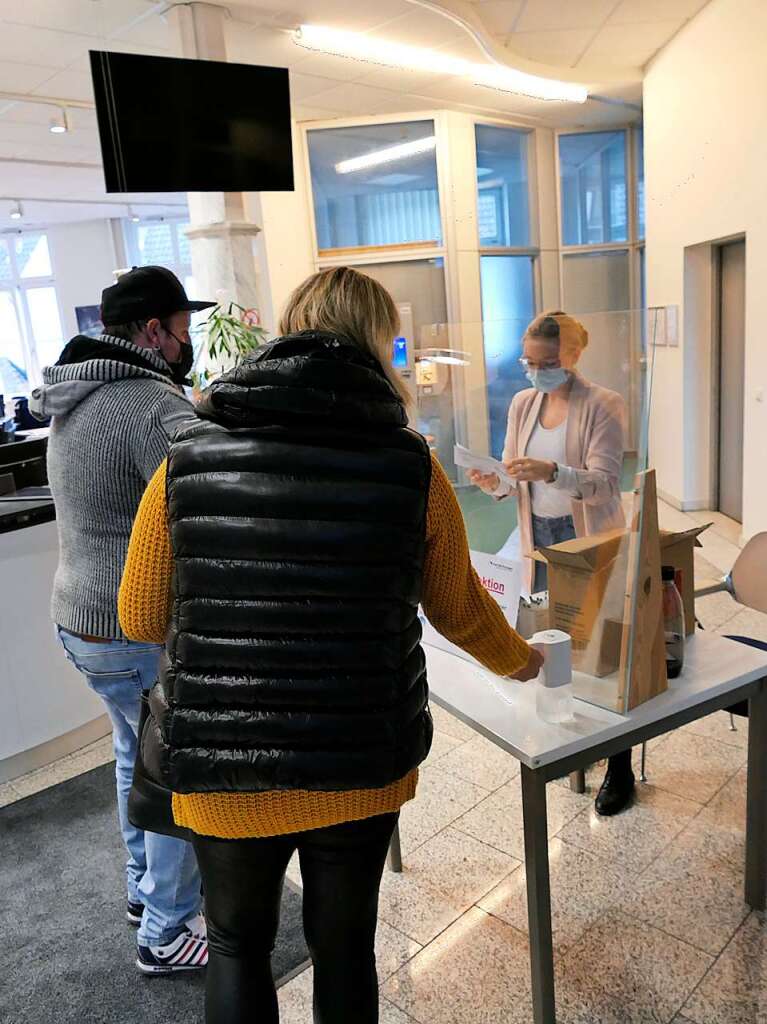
730, 532, 767, 614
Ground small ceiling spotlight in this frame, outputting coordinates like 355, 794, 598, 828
49, 109, 70, 134
9, 201, 23, 220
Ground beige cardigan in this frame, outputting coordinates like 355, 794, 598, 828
500, 372, 627, 594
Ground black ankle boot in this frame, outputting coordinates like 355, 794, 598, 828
594, 749, 635, 816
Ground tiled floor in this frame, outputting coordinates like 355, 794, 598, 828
3, 508, 763, 1023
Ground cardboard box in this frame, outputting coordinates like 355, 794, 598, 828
530, 522, 711, 679
533, 529, 628, 677
660, 524, 711, 635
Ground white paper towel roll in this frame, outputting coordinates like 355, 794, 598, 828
530, 629, 572, 689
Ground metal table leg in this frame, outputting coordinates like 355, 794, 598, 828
388, 821, 403, 873
569, 769, 586, 794
745, 680, 767, 909
521, 764, 556, 1024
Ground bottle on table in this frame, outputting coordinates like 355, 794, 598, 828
661, 565, 685, 679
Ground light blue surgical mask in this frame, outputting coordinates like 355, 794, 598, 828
526, 368, 569, 393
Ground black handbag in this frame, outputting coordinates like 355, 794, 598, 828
128, 690, 193, 843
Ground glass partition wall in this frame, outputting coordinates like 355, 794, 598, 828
303, 112, 652, 712
413, 306, 658, 714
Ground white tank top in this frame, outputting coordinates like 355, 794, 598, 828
526, 418, 572, 519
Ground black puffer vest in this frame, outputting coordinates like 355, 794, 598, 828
142, 331, 433, 794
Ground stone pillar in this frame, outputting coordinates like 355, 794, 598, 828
166, 3, 266, 366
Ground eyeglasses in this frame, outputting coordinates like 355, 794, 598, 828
519, 357, 562, 371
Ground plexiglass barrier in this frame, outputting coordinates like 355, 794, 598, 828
412, 308, 661, 715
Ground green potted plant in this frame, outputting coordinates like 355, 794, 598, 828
190, 302, 269, 397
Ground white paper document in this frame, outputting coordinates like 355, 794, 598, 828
453, 444, 515, 485
420, 550, 522, 664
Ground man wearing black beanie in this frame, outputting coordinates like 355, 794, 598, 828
31, 266, 214, 975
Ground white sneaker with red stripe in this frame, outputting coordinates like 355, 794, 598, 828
136, 914, 209, 975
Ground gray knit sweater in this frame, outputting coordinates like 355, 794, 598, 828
32, 336, 195, 639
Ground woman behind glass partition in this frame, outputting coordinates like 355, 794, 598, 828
470, 310, 635, 816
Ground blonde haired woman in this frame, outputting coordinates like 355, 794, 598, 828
119, 266, 541, 1022
471, 311, 633, 816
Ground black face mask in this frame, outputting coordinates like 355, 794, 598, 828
163, 330, 194, 387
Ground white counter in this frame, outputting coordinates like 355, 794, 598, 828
0, 519, 108, 783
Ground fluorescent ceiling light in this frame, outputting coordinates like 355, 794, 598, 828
335, 136, 436, 175
296, 24, 465, 77
9, 201, 22, 220
472, 65, 585, 103
294, 24, 587, 104
49, 109, 69, 134
418, 347, 470, 366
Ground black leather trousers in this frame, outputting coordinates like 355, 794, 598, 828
192, 811, 399, 1024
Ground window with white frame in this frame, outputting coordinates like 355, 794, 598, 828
124, 219, 196, 298
559, 131, 628, 247
0, 232, 64, 395
557, 127, 644, 314
306, 121, 442, 252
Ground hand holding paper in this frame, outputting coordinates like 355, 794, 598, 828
454, 444, 516, 489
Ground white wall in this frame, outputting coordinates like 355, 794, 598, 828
47, 220, 118, 339
644, 0, 767, 538
245, 121, 315, 333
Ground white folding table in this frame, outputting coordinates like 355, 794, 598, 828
417, 631, 767, 1024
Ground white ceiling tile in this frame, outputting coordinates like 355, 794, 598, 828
581, 19, 685, 66
353, 64, 454, 94
0, 62, 57, 93
223, 23, 297, 66
473, 1, 526, 38
432, 36, 489, 61
289, 71, 347, 101
279, 0, 413, 33
2, 103, 62, 126
371, 8, 469, 48
292, 105, 348, 122
224, 1, 305, 26
94, 38, 171, 58
415, 75, 510, 104
291, 49, 374, 82
507, 28, 595, 66
0, 23, 94, 69
31, 69, 96, 103
0, 160, 105, 196
0, 1, 155, 37
302, 81, 408, 115
608, 0, 711, 24
516, 0, 618, 32
108, 12, 174, 50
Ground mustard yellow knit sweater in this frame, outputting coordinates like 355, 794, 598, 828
118, 453, 531, 839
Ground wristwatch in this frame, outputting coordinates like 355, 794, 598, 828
548, 462, 559, 484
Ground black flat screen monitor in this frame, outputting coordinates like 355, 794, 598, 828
90, 50, 294, 193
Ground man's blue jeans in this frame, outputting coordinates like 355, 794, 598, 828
57, 627, 201, 946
